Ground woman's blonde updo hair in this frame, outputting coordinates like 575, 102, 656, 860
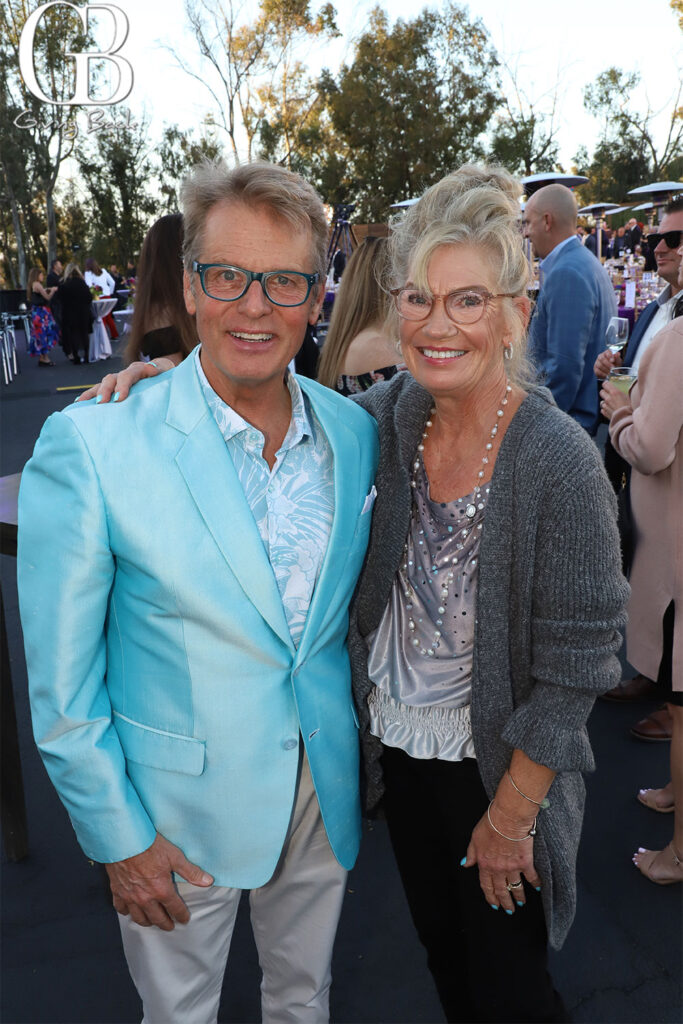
386, 164, 535, 387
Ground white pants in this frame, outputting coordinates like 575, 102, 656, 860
118, 753, 348, 1024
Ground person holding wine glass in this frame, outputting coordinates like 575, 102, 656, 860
596, 197, 683, 728
600, 245, 683, 884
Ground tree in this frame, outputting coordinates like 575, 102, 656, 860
170, 0, 267, 162
158, 125, 224, 212
55, 178, 91, 261
78, 111, 157, 265
575, 67, 683, 203
488, 62, 560, 175
318, 4, 499, 220
174, 0, 338, 165
0, 1, 91, 277
253, 0, 339, 169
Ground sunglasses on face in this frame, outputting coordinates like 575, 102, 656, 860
648, 230, 682, 250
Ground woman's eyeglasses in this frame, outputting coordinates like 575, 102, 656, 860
391, 286, 513, 324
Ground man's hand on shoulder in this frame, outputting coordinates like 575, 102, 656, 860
105, 833, 214, 930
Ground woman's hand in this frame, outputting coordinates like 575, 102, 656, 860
462, 804, 541, 913
600, 380, 631, 421
75, 358, 174, 403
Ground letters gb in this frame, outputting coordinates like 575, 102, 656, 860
18, 1, 133, 106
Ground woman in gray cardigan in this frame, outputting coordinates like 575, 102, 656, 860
348, 166, 628, 1022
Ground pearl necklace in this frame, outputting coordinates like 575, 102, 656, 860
402, 383, 512, 658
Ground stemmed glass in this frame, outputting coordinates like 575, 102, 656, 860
605, 316, 630, 356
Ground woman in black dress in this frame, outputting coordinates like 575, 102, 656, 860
58, 264, 93, 364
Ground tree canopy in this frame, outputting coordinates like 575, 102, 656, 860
318, 4, 499, 219
1, 1, 681, 288
574, 66, 682, 204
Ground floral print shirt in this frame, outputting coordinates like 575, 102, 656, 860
194, 347, 334, 646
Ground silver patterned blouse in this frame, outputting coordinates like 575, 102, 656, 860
367, 459, 489, 760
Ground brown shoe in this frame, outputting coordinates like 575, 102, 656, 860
601, 674, 661, 702
630, 706, 673, 742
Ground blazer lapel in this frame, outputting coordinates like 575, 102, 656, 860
167, 359, 293, 651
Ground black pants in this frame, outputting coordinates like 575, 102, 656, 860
381, 746, 568, 1023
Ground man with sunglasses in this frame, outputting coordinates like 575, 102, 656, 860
596, 197, 683, 720
18, 161, 379, 1023
596, 198, 683, 386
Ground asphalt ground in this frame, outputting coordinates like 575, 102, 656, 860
1, 334, 680, 1023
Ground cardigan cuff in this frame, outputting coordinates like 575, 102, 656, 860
501, 702, 596, 773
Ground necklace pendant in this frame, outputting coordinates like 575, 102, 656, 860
465, 503, 476, 519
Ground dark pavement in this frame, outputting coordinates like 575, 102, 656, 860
1, 335, 680, 1023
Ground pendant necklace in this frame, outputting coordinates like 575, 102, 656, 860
402, 383, 512, 658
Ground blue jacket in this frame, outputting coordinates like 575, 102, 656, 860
18, 356, 379, 885
529, 236, 617, 433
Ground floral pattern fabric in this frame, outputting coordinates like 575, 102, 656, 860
29, 304, 60, 356
194, 347, 334, 646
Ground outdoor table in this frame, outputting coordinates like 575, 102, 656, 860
112, 307, 134, 335
89, 297, 117, 361
115, 288, 130, 311
0, 471, 28, 862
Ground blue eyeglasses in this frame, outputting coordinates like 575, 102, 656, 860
192, 262, 319, 307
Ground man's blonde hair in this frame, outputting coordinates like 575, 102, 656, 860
181, 160, 329, 286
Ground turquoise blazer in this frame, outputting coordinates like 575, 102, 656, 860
18, 356, 379, 886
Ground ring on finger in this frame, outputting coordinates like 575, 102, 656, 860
506, 879, 523, 891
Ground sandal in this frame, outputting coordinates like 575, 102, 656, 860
637, 787, 675, 813
632, 843, 683, 885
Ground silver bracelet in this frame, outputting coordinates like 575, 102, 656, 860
506, 770, 550, 810
487, 801, 537, 841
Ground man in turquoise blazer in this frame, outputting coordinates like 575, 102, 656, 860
18, 162, 379, 1023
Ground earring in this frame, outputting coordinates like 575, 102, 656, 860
504, 343, 513, 360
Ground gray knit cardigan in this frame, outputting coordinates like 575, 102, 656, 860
349, 373, 629, 949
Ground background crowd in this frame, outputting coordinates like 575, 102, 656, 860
24, 257, 134, 367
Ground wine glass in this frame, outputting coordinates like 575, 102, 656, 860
608, 366, 637, 396
605, 316, 630, 355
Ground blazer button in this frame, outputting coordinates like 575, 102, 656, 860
283, 738, 298, 751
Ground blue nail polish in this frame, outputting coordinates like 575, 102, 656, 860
505, 909, 513, 915
516, 900, 524, 907
535, 886, 542, 892
459, 857, 466, 866
490, 904, 499, 911
95, 394, 103, 404
113, 391, 120, 402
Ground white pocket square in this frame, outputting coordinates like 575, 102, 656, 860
362, 485, 377, 514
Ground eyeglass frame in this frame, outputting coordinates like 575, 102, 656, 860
647, 230, 682, 250
192, 261, 320, 307
390, 284, 516, 324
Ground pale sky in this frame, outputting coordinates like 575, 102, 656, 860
72, 0, 683, 181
